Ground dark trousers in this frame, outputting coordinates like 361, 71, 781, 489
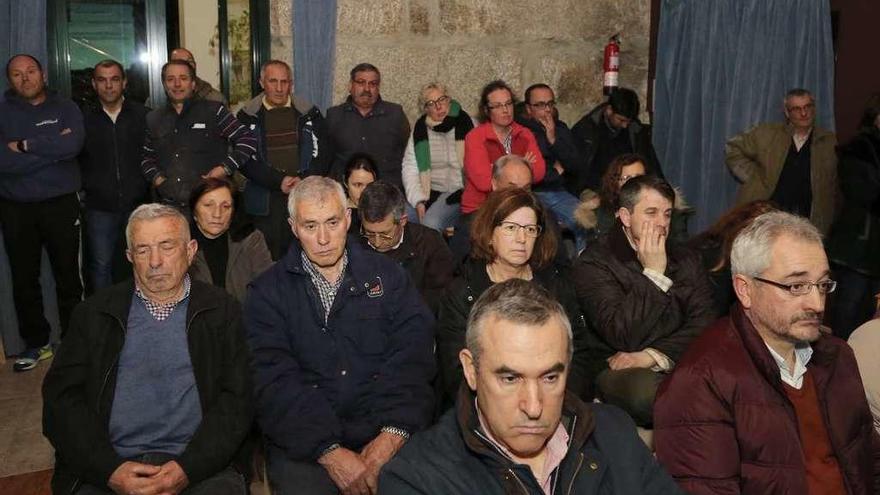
596, 368, 665, 427
829, 263, 880, 340
75, 453, 246, 495
266, 445, 339, 495
83, 208, 129, 294
0, 193, 83, 348
253, 190, 294, 261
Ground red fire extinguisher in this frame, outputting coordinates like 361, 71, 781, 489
603, 33, 621, 96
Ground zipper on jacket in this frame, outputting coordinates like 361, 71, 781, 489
96, 314, 127, 410
565, 453, 584, 495
507, 468, 530, 494
113, 120, 122, 209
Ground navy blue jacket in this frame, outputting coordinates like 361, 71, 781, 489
244, 240, 436, 461
0, 90, 84, 201
518, 116, 584, 196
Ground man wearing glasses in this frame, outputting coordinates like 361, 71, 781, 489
325, 63, 411, 190
655, 210, 880, 494
358, 180, 453, 314
726, 88, 839, 234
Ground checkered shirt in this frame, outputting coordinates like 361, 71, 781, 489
302, 250, 349, 323
134, 275, 192, 321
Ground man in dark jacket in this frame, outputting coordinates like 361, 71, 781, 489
572, 176, 715, 426
655, 211, 880, 494
325, 63, 411, 189
244, 176, 435, 495
42, 203, 253, 495
1, 54, 84, 372
571, 87, 664, 192
236, 59, 328, 260
80, 59, 150, 293
357, 180, 453, 314
380, 279, 682, 494
518, 83, 587, 252
141, 60, 267, 208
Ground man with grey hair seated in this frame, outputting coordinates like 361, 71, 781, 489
244, 176, 435, 494
380, 279, 682, 494
43, 203, 254, 495
655, 211, 880, 494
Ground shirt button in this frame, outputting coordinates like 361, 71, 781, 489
340, 370, 347, 376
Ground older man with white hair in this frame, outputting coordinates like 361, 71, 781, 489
244, 176, 435, 494
654, 211, 880, 494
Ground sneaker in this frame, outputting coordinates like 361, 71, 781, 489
13, 344, 54, 372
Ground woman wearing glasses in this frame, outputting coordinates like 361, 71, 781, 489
460, 80, 545, 215
436, 188, 591, 408
401, 82, 475, 232
574, 153, 691, 246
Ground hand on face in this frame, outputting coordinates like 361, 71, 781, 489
636, 221, 667, 274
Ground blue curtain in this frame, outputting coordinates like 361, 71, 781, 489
293, 0, 337, 112
0, 0, 48, 95
653, 0, 835, 233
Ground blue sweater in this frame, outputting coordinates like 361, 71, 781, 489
108, 295, 202, 458
0, 90, 83, 201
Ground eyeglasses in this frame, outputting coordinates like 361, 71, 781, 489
487, 101, 514, 111
360, 225, 399, 242
496, 221, 542, 238
753, 276, 837, 296
424, 95, 450, 109
528, 100, 555, 110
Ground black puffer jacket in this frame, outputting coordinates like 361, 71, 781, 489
436, 258, 592, 403
572, 223, 716, 384
379, 386, 684, 495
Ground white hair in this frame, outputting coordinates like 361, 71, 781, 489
125, 203, 190, 249
287, 176, 348, 221
730, 211, 822, 278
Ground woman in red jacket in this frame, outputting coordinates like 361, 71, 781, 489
461, 80, 546, 214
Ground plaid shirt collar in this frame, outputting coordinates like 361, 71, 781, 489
301, 250, 349, 321
134, 275, 192, 321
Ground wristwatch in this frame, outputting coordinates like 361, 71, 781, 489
381, 426, 411, 440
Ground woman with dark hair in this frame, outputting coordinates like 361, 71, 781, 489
188, 177, 273, 302
574, 153, 691, 245
826, 93, 880, 338
436, 188, 591, 407
342, 152, 378, 233
460, 80, 545, 215
688, 200, 777, 315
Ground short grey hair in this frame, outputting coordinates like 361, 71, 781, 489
491, 154, 532, 182
417, 82, 448, 110
730, 211, 822, 278
466, 279, 572, 367
125, 203, 190, 249
287, 176, 348, 220
260, 59, 292, 80
784, 88, 815, 106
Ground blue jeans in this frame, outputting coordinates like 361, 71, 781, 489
422, 191, 461, 232
534, 189, 587, 253
85, 209, 127, 292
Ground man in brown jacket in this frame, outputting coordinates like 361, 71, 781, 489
725, 88, 838, 233
655, 211, 880, 494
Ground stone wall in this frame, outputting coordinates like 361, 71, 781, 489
271, 0, 651, 125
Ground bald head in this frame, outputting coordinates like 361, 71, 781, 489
491, 155, 533, 191
170, 48, 196, 68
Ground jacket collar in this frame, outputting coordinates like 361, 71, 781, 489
281, 238, 380, 295
94, 278, 222, 324
241, 91, 316, 118
729, 303, 841, 394
342, 96, 387, 116
454, 384, 596, 463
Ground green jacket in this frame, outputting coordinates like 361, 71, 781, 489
725, 122, 839, 233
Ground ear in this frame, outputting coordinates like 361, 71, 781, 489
185, 238, 198, 264
399, 214, 408, 227
733, 274, 753, 309
617, 207, 632, 229
125, 249, 133, 264
121, 78, 128, 90
459, 349, 478, 392
288, 217, 299, 239
91, 79, 98, 92
343, 207, 352, 231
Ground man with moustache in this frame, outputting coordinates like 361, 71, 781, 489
572, 175, 715, 426
237, 59, 327, 259
655, 211, 880, 494
325, 63, 410, 189
379, 279, 682, 494
0, 54, 84, 372
141, 60, 264, 208
79, 59, 150, 292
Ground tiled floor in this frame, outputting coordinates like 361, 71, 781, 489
0, 360, 54, 479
